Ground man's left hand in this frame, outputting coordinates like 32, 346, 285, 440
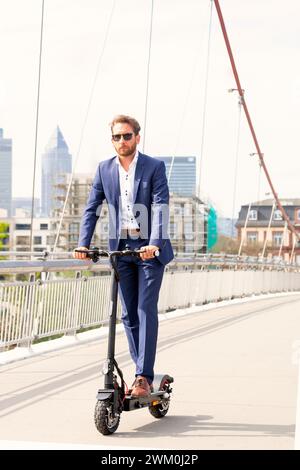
140, 245, 160, 260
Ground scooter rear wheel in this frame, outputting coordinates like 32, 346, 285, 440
94, 399, 120, 435
149, 398, 170, 419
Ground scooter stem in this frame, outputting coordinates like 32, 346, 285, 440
105, 256, 119, 389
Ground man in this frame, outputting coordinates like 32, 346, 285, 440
74, 115, 174, 397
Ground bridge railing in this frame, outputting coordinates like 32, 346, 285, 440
1, 253, 300, 351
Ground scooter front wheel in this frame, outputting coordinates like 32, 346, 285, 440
94, 399, 120, 435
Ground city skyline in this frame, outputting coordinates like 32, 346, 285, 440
0, 124, 201, 217
1, 1, 300, 218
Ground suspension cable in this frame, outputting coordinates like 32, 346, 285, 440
213, 0, 300, 242
29, 0, 45, 255
291, 233, 297, 263
278, 220, 287, 258
257, 161, 262, 204
52, 0, 116, 254
167, 0, 213, 190
196, 0, 213, 198
167, 5, 211, 186
261, 200, 276, 258
238, 201, 251, 257
230, 97, 242, 237
142, 0, 154, 153
237, 159, 264, 256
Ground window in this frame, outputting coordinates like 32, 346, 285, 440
273, 231, 283, 247
69, 223, 79, 233
296, 209, 300, 221
273, 210, 283, 221
184, 221, 194, 240
169, 222, 178, 240
16, 236, 30, 245
185, 244, 193, 253
34, 236, 42, 245
174, 204, 183, 215
15, 224, 31, 230
248, 210, 257, 221
247, 231, 258, 244
47, 236, 54, 245
40, 223, 48, 230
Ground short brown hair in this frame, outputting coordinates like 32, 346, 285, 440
110, 115, 141, 135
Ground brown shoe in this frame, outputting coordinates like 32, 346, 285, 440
131, 376, 152, 398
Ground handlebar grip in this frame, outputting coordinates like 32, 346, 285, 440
136, 248, 160, 257
74, 249, 89, 255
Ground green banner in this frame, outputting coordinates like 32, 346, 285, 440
207, 206, 218, 250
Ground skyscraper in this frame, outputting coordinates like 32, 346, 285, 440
155, 156, 196, 197
0, 128, 12, 216
41, 126, 72, 216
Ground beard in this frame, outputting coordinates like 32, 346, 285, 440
117, 141, 137, 157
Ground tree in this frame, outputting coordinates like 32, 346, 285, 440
211, 235, 239, 254
0, 222, 9, 259
211, 234, 265, 256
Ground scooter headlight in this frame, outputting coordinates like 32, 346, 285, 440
102, 360, 110, 375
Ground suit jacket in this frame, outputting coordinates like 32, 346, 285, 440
78, 152, 174, 266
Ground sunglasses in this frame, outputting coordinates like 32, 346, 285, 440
112, 133, 134, 142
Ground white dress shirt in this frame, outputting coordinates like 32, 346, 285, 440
116, 150, 140, 230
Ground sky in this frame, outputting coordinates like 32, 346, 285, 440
0, 0, 300, 218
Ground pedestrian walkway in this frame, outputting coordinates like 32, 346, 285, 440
1, 294, 299, 449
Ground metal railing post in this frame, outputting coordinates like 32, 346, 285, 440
65, 271, 82, 337
17, 273, 36, 349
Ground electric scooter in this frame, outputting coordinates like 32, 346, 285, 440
75, 246, 174, 435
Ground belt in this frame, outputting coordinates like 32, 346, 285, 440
120, 228, 141, 238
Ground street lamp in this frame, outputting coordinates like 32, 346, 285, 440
228, 88, 245, 105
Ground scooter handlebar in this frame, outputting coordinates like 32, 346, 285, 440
74, 247, 160, 263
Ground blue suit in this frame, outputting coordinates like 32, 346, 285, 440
79, 152, 174, 383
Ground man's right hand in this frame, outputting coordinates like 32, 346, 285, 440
73, 247, 89, 259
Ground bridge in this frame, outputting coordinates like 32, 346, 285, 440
1, 256, 300, 450
1, 0, 300, 452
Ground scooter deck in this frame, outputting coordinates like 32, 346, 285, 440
123, 390, 166, 412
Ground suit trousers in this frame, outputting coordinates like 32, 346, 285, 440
117, 237, 165, 384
